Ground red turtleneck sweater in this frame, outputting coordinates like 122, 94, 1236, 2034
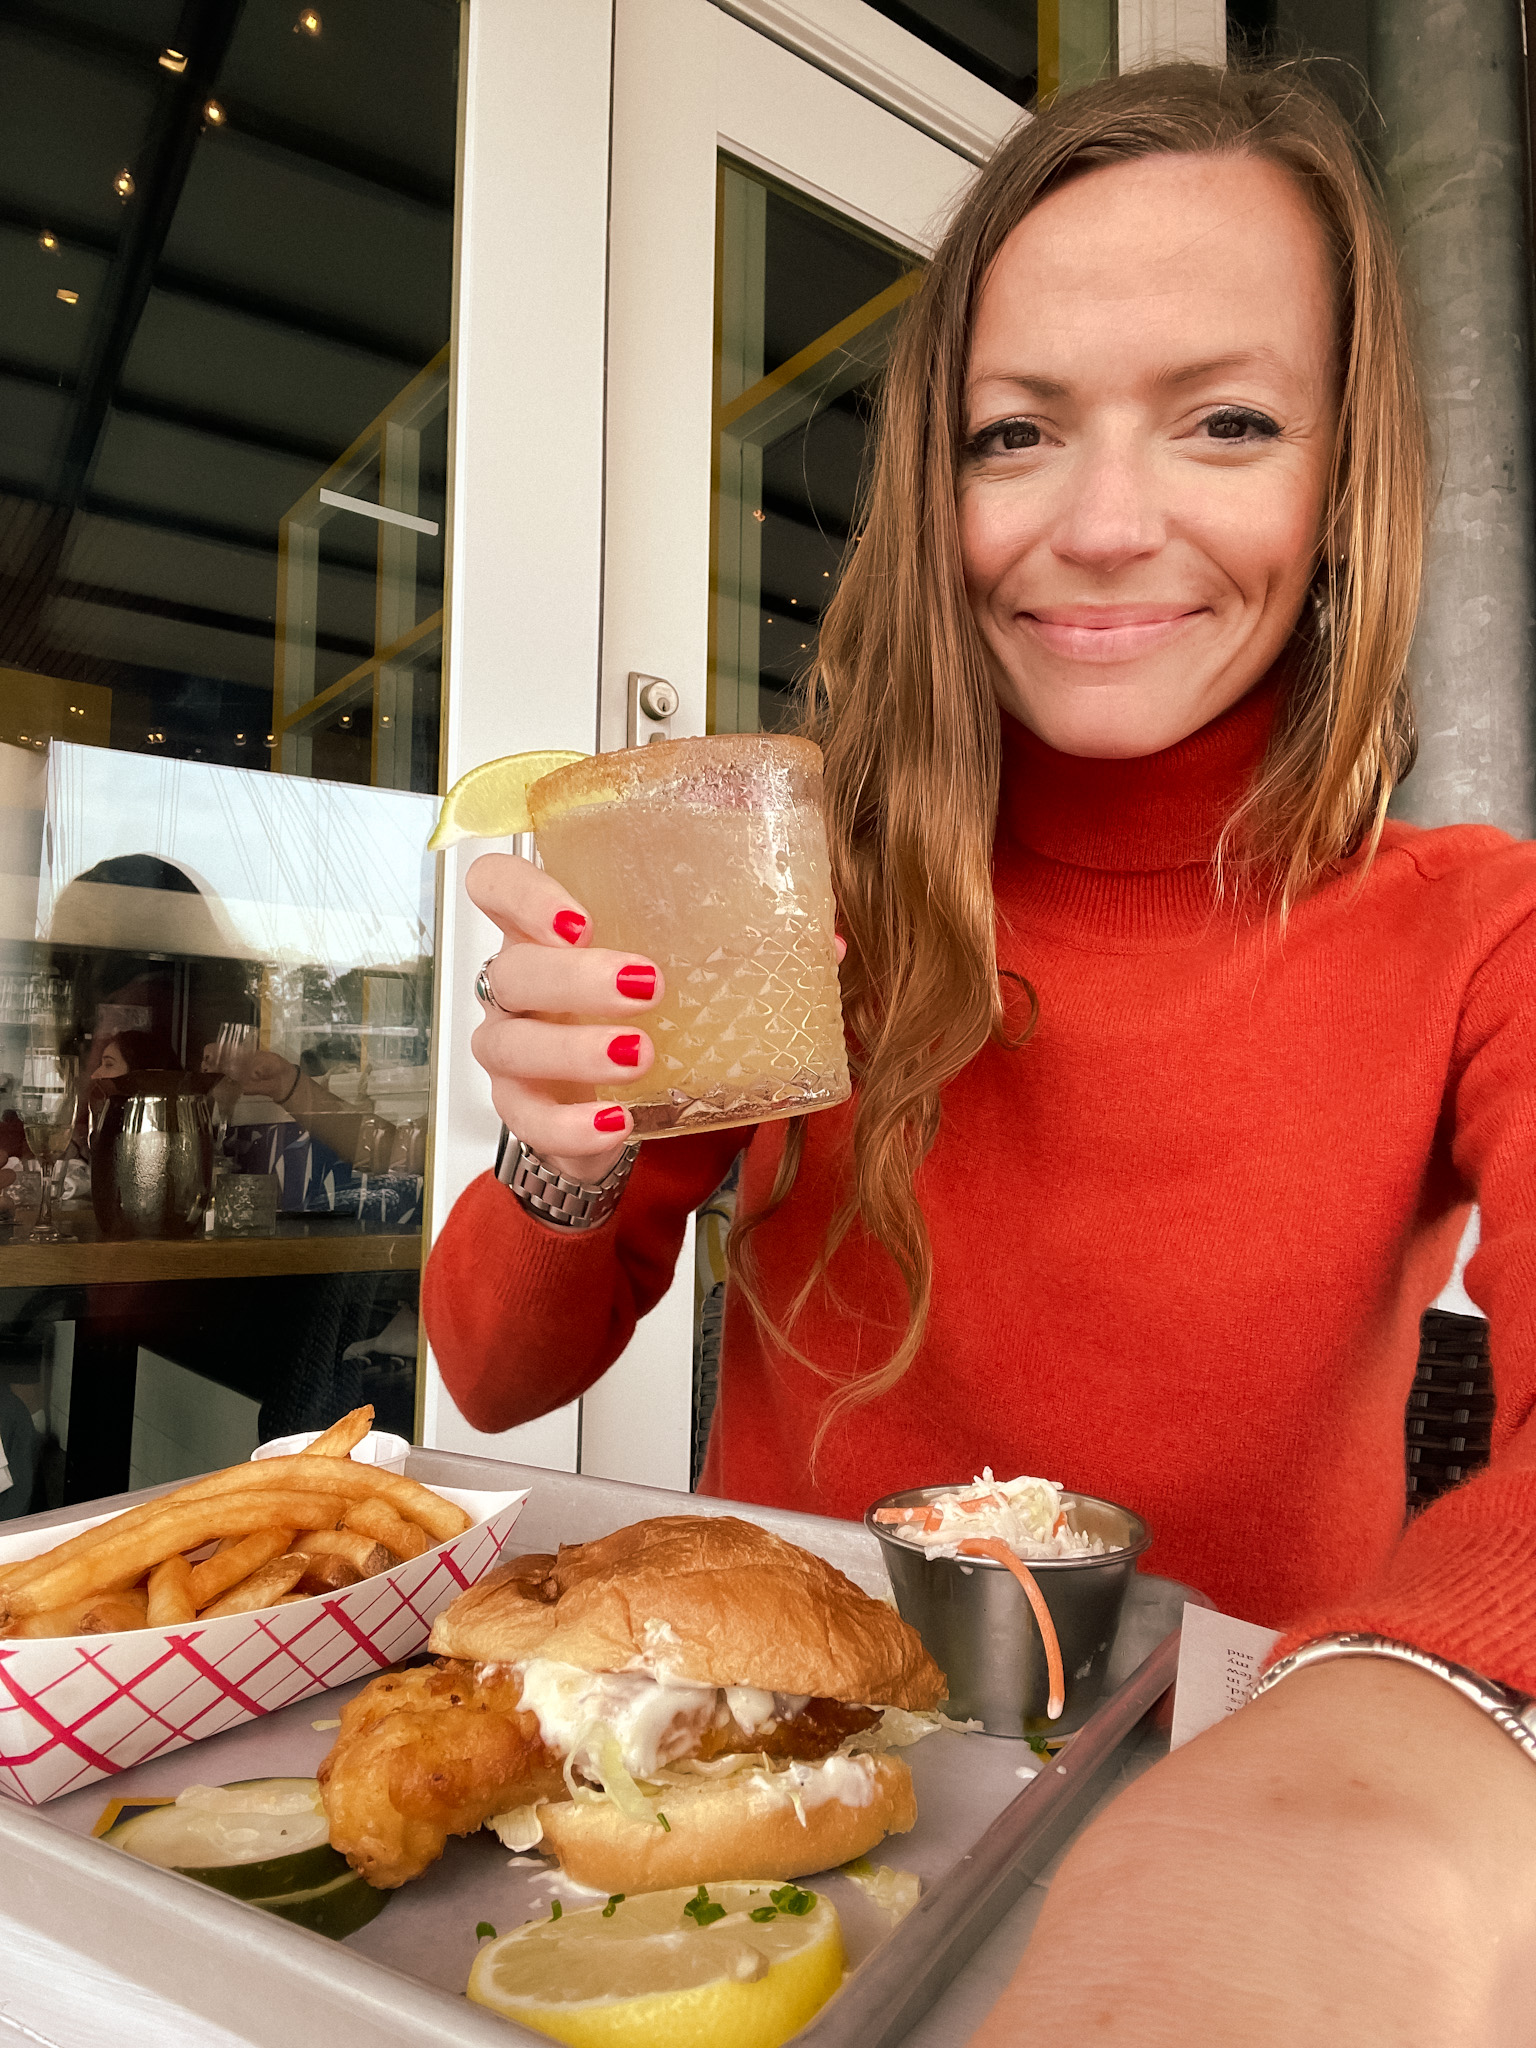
425, 686, 1536, 1695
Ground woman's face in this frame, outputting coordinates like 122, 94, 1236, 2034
958, 151, 1339, 759
94, 1041, 128, 1079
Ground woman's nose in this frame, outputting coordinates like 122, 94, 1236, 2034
1050, 435, 1164, 571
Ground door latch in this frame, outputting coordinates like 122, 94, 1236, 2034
627, 672, 679, 746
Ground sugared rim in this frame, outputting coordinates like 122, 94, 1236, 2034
863, 1483, 1151, 1568
527, 733, 823, 825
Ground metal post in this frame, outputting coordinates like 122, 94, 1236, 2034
1376, 0, 1536, 836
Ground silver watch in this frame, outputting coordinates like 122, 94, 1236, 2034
1252, 1633, 1536, 1768
494, 1127, 638, 1231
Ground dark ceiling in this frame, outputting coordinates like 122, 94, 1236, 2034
0, 0, 456, 784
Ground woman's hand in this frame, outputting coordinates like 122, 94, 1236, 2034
466, 852, 663, 1183
969, 1656, 1536, 2046
201, 1043, 297, 1108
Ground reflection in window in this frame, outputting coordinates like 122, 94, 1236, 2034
0, 2, 456, 1510
711, 160, 919, 736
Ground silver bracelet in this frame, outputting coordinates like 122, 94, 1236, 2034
1252, 1633, 1536, 1768
494, 1127, 638, 1231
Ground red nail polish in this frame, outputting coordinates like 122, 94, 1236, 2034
594, 1106, 627, 1133
607, 1033, 642, 1068
553, 910, 586, 945
616, 964, 656, 1000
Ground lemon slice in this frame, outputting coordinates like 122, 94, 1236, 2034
427, 750, 586, 850
467, 1882, 844, 2048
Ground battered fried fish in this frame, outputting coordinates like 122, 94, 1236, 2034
320, 1657, 878, 1889
317, 1660, 566, 1888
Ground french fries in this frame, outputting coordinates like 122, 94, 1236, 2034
295, 1552, 362, 1596
81, 1591, 150, 1634
303, 1405, 375, 1458
0, 1432, 463, 1603
1, 1492, 346, 1622
343, 1496, 429, 1561
200, 1553, 309, 1618
188, 1529, 295, 1610
0, 1407, 469, 1641
146, 1555, 196, 1627
292, 1529, 396, 1577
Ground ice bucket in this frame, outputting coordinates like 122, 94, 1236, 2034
90, 1070, 217, 1239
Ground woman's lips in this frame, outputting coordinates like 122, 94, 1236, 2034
1020, 606, 1207, 664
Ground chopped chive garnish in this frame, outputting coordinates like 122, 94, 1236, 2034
749, 1905, 778, 1922
602, 1894, 625, 1918
1027, 1733, 1052, 1758
550, 1899, 562, 1920
683, 1887, 726, 1927
475, 1922, 496, 1941
656, 1811, 671, 1831
769, 1884, 815, 1915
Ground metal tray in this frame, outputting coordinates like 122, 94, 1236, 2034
0, 1452, 1185, 2047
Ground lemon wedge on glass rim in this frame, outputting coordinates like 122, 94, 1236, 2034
426, 749, 587, 850
466, 1882, 844, 2048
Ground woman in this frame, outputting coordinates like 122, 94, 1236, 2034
427, 65, 1536, 2039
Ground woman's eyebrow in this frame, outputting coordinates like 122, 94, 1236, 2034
1155, 346, 1289, 389
965, 371, 1071, 402
967, 347, 1291, 407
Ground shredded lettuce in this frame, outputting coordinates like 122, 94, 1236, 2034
486, 1804, 545, 1851
842, 1706, 981, 1754
560, 1717, 664, 1827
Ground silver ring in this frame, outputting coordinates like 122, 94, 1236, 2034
475, 956, 508, 1011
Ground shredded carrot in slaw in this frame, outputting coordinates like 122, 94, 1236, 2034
956, 1536, 1066, 1720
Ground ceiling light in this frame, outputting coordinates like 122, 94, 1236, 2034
752, 508, 765, 523
38, 230, 58, 253
203, 99, 226, 125
235, 731, 246, 742
158, 48, 188, 72
380, 714, 390, 725
339, 713, 351, 726
114, 170, 135, 202
265, 733, 276, 745
296, 8, 321, 33
56, 289, 78, 305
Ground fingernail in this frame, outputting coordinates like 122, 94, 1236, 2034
607, 1033, 642, 1068
553, 910, 586, 945
616, 964, 656, 1000
594, 1106, 628, 1133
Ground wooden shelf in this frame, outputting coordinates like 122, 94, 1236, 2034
0, 1214, 421, 1288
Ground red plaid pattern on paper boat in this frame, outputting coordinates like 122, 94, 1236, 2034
0, 1486, 527, 1806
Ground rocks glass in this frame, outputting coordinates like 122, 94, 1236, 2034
528, 736, 850, 1137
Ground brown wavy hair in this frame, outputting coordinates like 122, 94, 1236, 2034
729, 61, 1427, 1453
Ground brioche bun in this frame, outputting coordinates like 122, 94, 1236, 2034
538, 1753, 917, 1894
430, 1515, 945, 1710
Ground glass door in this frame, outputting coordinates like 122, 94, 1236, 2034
574, 0, 999, 1489
712, 161, 921, 738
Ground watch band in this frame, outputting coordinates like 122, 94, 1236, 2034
494, 1126, 638, 1231
1251, 1633, 1536, 1768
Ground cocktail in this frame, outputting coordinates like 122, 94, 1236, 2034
528, 736, 849, 1137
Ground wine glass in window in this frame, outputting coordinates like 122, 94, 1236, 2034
19, 1052, 82, 1243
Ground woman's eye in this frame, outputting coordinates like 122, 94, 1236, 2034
971, 417, 1041, 455
1201, 407, 1281, 443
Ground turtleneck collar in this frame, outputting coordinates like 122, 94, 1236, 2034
996, 673, 1282, 875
